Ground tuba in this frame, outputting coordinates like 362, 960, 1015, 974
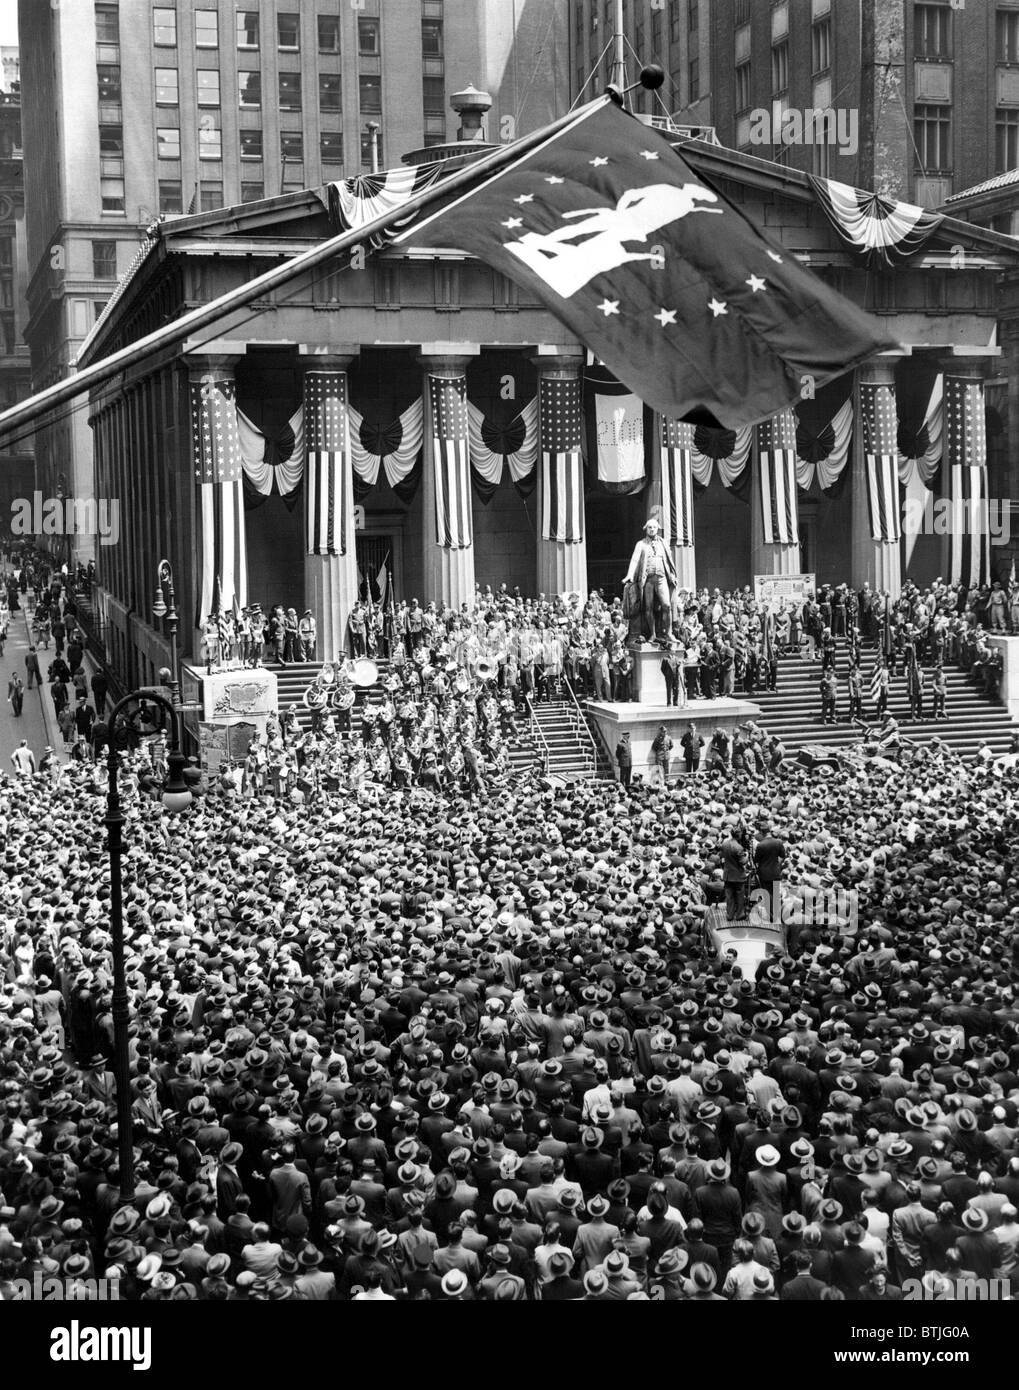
303, 680, 328, 711
475, 655, 500, 682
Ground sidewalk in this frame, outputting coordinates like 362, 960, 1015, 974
0, 606, 64, 774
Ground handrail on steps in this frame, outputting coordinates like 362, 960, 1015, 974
562, 675, 602, 770
525, 693, 551, 775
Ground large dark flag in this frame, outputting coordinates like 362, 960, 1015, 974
397, 98, 898, 430
192, 375, 247, 626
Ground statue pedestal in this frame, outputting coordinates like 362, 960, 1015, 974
632, 644, 669, 705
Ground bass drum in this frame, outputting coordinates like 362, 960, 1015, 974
352, 658, 379, 688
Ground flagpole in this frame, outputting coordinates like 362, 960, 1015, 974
0, 96, 613, 448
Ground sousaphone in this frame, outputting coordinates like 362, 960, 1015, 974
352, 657, 379, 688
475, 655, 500, 682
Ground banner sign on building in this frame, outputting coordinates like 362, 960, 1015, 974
754, 573, 816, 609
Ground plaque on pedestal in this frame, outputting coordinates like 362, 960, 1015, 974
632, 644, 669, 705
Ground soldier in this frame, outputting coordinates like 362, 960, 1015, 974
299, 610, 317, 663
348, 602, 367, 659
661, 640, 685, 709
847, 662, 863, 724
820, 669, 838, 725
931, 664, 947, 721
907, 659, 925, 722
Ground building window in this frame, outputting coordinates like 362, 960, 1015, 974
99, 123, 123, 156
670, 0, 682, 43
318, 15, 340, 53
199, 121, 222, 160
997, 10, 1019, 63
100, 177, 125, 213
423, 76, 445, 115
236, 10, 259, 48
813, 140, 832, 179
241, 181, 264, 202
319, 73, 342, 112
238, 70, 261, 108
997, 108, 1019, 170
651, 11, 662, 52
158, 180, 183, 214
92, 240, 117, 279
278, 72, 302, 110
772, 41, 789, 93
320, 131, 344, 164
735, 61, 751, 113
153, 7, 177, 46
240, 128, 263, 160
360, 130, 383, 167
735, 0, 751, 24
812, 17, 831, 73
359, 18, 380, 54
156, 126, 181, 160
359, 74, 382, 113
422, 18, 443, 55
915, 4, 952, 60
94, 4, 119, 44
689, 57, 699, 101
200, 181, 224, 211
196, 70, 221, 107
689, 0, 699, 33
195, 9, 218, 49
277, 13, 300, 51
914, 103, 952, 171
155, 68, 179, 106
96, 64, 121, 103
280, 131, 303, 163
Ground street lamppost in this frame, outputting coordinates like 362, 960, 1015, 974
96, 688, 198, 1204
366, 121, 380, 174
151, 559, 181, 710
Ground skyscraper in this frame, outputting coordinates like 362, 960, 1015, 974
17, 0, 568, 560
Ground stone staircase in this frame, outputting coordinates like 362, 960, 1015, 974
514, 698, 612, 781
743, 643, 1018, 759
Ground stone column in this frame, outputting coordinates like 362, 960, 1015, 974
851, 357, 902, 600
751, 410, 801, 579
299, 349, 359, 663
420, 347, 480, 611
1001, 323, 1019, 506
533, 350, 588, 600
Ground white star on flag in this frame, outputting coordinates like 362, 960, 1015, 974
589, 157, 609, 167
640, 151, 660, 160
767, 251, 784, 263
545, 176, 564, 184
708, 299, 728, 317
502, 217, 523, 230
514, 194, 535, 205
746, 276, 767, 293
654, 308, 678, 328
598, 299, 620, 317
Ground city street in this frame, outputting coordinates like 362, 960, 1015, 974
0, 604, 59, 776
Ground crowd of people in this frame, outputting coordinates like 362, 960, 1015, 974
1, 728, 1018, 1302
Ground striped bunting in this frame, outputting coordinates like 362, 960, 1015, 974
944, 375, 990, 590
191, 375, 247, 625
660, 417, 695, 548
860, 382, 901, 543
429, 373, 472, 549
305, 371, 351, 556
540, 374, 584, 543
758, 410, 799, 546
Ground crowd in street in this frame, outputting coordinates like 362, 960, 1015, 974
1, 736, 1018, 1302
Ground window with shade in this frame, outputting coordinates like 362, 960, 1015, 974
156, 127, 181, 160
96, 64, 121, 103
155, 68, 178, 106
94, 4, 119, 44
239, 71, 262, 108
240, 129, 263, 160
236, 11, 259, 49
320, 132, 344, 164
422, 76, 445, 116
812, 17, 831, 73
772, 41, 789, 94
241, 181, 264, 203
158, 180, 183, 214
92, 240, 117, 279
278, 72, 302, 110
735, 61, 751, 113
195, 10, 219, 49
359, 74, 382, 113
421, 18, 443, 56
153, 7, 177, 47
200, 181, 224, 211
199, 121, 222, 161
280, 131, 303, 163
278, 14, 300, 51
99, 123, 123, 156
359, 18, 380, 55
100, 178, 125, 213
997, 108, 1019, 171
319, 73, 342, 112
318, 15, 340, 54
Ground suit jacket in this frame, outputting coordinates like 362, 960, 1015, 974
780, 1273, 827, 1300
625, 537, 678, 591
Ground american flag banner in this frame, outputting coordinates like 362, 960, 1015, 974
660, 418, 695, 549
539, 374, 584, 543
428, 373, 472, 549
860, 381, 901, 543
869, 657, 885, 707
305, 371, 352, 556
758, 411, 799, 546
944, 375, 990, 589
191, 375, 247, 626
